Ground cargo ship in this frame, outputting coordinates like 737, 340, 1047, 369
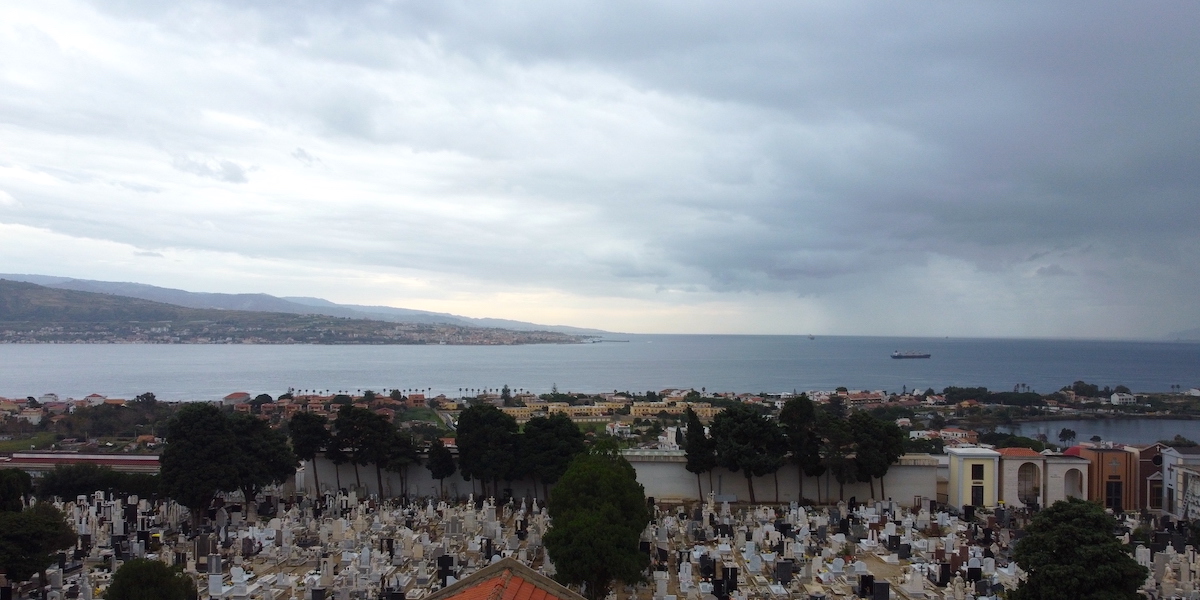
891, 350, 931, 359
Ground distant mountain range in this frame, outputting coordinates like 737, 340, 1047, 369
0, 274, 606, 335
0, 279, 586, 345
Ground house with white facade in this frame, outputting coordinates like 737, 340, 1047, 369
1111, 392, 1137, 405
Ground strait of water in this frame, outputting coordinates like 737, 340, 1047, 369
1, 335, 1197, 402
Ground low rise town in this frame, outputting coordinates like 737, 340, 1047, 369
3, 383, 1200, 600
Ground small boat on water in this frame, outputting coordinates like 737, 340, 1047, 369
891, 350, 931, 359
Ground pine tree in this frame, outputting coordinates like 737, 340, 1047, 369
683, 408, 717, 500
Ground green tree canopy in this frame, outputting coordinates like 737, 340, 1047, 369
287, 411, 332, 492
904, 437, 944, 455
159, 403, 240, 516
709, 403, 787, 504
943, 386, 990, 402
228, 412, 298, 502
1161, 434, 1199, 448
522, 413, 586, 499
1058, 427, 1077, 444
37, 464, 157, 501
683, 408, 717, 501
332, 405, 393, 491
849, 412, 906, 499
0, 468, 33, 512
106, 558, 198, 600
928, 413, 947, 430
455, 404, 518, 497
1012, 498, 1147, 600
1066, 380, 1102, 398
131, 392, 158, 410
248, 394, 274, 413
426, 438, 456, 497
779, 395, 823, 503
546, 449, 650, 600
0, 502, 76, 586
817, 410, 857, 501
383, 429, 421, 497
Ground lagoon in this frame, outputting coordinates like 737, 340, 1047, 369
1000, 418, 1200, 446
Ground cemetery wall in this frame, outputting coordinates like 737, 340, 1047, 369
304, 453, 940, 506
307, 455, 545, 501
626, 455, 939, 505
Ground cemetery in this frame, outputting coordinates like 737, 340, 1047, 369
4, 478, 1195, 600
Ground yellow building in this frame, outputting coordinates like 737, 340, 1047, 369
630, 402, 673, 417
947, 447, 1000, 508
544, 403, 609, 418
687, 403, 722, 421
499, 406, 539, 422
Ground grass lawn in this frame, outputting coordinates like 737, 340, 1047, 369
0, 431, 56, 452
403, 407, 443, 424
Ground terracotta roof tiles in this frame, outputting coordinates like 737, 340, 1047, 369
427, 558, 583, 600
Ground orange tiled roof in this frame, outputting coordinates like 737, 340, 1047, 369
996, 447, 1042, 458
427, 558, 583, 600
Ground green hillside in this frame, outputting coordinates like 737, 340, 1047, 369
0, 279, 581, 345
0, 278, 242, 322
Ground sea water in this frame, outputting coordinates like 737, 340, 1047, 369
1, 335, 1197, 401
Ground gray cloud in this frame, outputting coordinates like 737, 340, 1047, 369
0, 0, 1197, 336
291, 148, 320, 165
171, 156, 250, 183
1036, 264, 1073, 277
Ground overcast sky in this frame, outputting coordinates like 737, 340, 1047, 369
1, 1, 1198, 337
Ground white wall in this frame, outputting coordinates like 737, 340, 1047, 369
300, 452, 941, 507
627, 459, 937, 505
304, 455, 544, 501
998, 458, 1037, 508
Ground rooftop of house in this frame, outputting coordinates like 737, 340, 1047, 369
946, 446, 1000, 457
425, 558, 584, 600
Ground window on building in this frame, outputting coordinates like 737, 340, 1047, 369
971, 464, 984, 480
1105, 481, 1123, 510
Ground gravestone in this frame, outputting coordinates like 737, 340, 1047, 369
857, 574, 874, 598
872, 581, 889, 600
774, 560, 793, 585
935, 563, 952, 587
722, 566, 738, 591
